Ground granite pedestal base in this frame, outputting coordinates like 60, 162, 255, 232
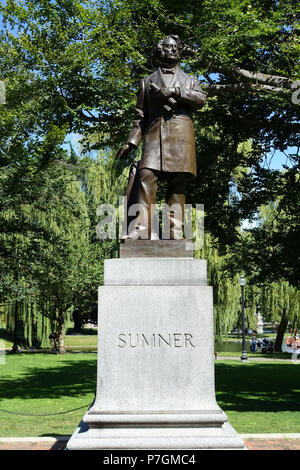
120, 239, 194, 258
67, 258, 246, 450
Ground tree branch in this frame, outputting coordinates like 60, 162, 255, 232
232, 67, 293, 88
205, 83, 288, 94
203, 66, 295, 97
77, 110, 113, 123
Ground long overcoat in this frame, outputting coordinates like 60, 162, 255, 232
127, 66, 206, 176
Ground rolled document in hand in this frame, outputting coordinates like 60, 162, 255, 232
149, 80, 177, 111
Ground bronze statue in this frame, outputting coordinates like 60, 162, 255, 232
117, 35, 206, 240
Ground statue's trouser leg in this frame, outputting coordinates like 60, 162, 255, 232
129, 168, 158, 239
166, 173, 187, 240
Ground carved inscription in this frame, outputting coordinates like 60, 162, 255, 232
117, 333, 195, 348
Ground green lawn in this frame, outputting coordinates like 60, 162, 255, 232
215, 360, 300, 433
65, 335, 97, 350
0, 353, 97, 437
215, 350, 292, 360
0, 334, 98, 351
0, 353, 299, 437
0, 338, 13, 349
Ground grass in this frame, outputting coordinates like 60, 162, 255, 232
0, 352, 97, 437
215, 350, 292, 360
0, 338, 13, 349
215, 360, 300, 433
65, 335, 97, 350
0, 333, 98, 351
0, 353, 300, 436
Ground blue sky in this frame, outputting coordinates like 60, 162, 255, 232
263, 147, 298, 170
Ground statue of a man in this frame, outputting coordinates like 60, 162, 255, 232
117, 35, 206, 239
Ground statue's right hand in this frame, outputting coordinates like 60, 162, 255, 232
116, 143, 131, 161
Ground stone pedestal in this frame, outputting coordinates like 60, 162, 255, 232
120, 239, 194, 258
67, 258, 246, 450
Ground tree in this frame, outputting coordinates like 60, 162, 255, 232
31, 166, 100, 354
1, 1, 298, 246
0, 176, 63, 350
259, 281, 300, 351
196, 232, 258, 337
235, 174, 300, 287
0, 0, 298, 343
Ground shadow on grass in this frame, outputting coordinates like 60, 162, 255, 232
2, 355, 299, 417
0, 353, 97, 400
215, 361, 300, 413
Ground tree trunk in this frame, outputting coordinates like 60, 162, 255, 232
57, 312, 66, 354
11, 301, 19, 353
73, 310, 83, 333
274, 307, 288, 352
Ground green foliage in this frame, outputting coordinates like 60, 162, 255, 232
0, 137, 129, 350
0, 0, 299, 345
259, 281, 300, 326
238, 178, 299, 287
1, 0, 298, 246
1, 292, 53, 349
196, 233, 258, 337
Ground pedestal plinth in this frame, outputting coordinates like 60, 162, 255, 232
67, 258, 245, 450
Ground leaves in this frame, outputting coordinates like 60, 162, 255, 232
0, 0, 299, 343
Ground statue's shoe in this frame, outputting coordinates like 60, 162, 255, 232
127, 230, 143, 240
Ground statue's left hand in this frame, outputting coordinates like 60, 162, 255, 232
116, 143, 135, 161
116, 144, 129, 160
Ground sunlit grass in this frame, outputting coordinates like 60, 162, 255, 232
0, 354, 299, 436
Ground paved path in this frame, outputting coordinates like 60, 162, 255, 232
1, 435, 300, 450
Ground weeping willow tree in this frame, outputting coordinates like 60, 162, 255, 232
56, 145, 133, 332
259, 281, 300, 351
3, 295, 55, 349
195, 232, 258, 338
35, 149, 132, 353
81, 146, 134, 248
0, 202, 63, 350
0, 156, 97, 353
84, 149, 130, 206
0, 143, 134, 351
82, 145, 134, 239
32, 173, 94, 354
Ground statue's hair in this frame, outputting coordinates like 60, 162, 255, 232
155, 35, 182, 58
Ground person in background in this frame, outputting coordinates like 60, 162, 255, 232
250, 331, 257, 353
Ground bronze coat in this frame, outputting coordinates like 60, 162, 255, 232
127, 66, 206, 176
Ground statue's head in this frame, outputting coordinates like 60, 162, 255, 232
155, 35, 182, 64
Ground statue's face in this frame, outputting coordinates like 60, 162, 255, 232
161, 37, 180, 62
